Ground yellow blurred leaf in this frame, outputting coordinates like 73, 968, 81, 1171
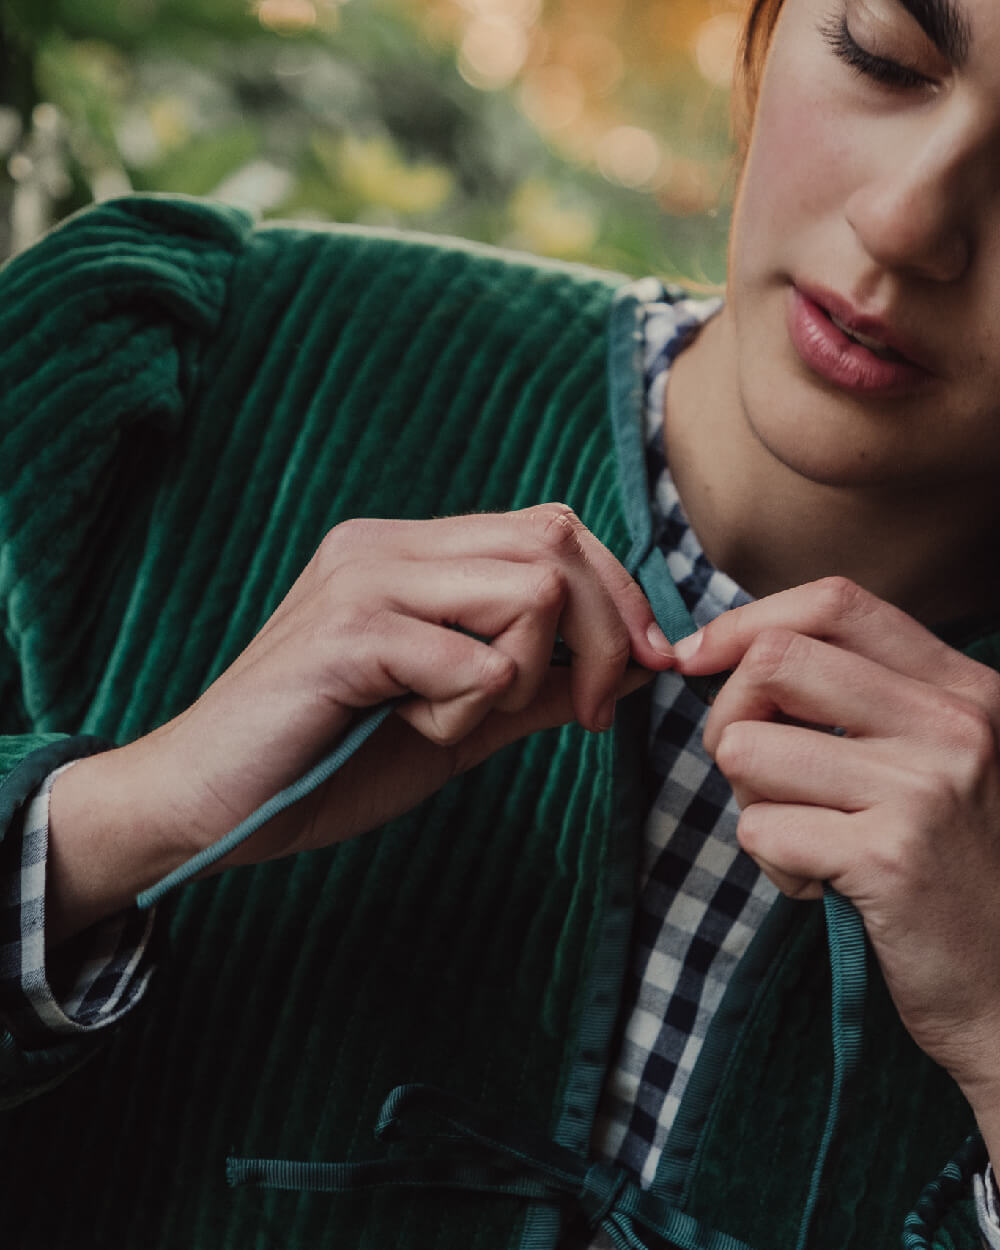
324, 134, 454, 215
510, 178, 599, 258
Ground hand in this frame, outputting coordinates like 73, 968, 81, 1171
673, 577, 1000, 1124
48, 504, 674, 939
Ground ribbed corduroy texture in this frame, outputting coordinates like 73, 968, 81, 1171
678, 904, 979, 1249
0, 197, 988, 1249
0, 198, 639, 1249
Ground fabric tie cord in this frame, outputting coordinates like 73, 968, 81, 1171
135, 699, 400, 908
227, 1083, 756, 1250
221, 890, 869, 1250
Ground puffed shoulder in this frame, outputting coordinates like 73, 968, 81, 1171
0, 193, 252, 326
0, 196, 254, 471
0, 195, 253, 446
0, 196, 253, 731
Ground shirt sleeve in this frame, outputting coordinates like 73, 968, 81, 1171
975, 1166, 1000, 1248
0, 763, 156, 1048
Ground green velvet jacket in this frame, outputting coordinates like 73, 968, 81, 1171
0, 196, 990, 1249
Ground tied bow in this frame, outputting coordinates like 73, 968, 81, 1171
227, 1083, 754, 1250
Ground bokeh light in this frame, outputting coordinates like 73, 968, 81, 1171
2, 0, 739, 275
694, 12, 741, 88
255, 0, 319, 33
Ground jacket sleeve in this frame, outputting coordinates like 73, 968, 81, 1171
0, 196, 255, 1104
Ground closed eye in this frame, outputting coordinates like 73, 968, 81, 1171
821, 14, 936, 90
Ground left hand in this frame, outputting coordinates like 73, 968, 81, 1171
673, 576, 1000, 1122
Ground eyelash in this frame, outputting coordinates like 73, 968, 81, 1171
820, 15, 933, 90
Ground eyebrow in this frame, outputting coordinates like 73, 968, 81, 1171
896, 0, 971, 64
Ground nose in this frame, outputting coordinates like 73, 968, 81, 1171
845, 135, 974, 284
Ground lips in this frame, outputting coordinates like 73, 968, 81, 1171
827, 312, 904, 362
786, 287, 934, 396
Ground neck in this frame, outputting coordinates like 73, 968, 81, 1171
665, 311, 999, 630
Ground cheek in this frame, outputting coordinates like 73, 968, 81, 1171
732, 53, 860, 272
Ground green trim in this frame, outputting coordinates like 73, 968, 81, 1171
607, 283, 656, 576
521, 281, 698, 1250
519, 714, 634, 1247
230, 1082, 760, 1250
794, 888, 868, 1250
607, 283, 697, 646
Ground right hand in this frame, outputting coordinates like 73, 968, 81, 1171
48, 505, 674, 938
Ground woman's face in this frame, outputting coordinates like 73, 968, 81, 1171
726, 0, 1000, 494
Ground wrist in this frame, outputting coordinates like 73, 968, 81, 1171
46, 734, 201, 944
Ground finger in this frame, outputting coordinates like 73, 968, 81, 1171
346, 552, 634, 721
302, 667, 655, 849
450, 664, 656, 771
673, 576, 998, 712
713, 719, 903, 812
563, 515, 677, 671
347, 506, 676, 673
702, 628, 967, 756
353, 555, 568, 714
737, 801, 855, 899
403, 505, 654, 731
504, 505, 666, 729
345, 612, 519, 743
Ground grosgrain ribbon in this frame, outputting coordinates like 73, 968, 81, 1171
227, 1083, 756, 1250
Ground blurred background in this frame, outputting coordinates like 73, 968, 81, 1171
0, 0, 740, 278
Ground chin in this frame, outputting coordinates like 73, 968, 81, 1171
741, 388, 921, 492
759, 441, 908, 490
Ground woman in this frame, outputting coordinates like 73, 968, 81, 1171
2, 0, 999, 1245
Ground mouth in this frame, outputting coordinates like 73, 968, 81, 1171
786, 288, 934, 396
826, 312, 908, 364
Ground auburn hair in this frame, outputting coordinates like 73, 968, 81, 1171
734, 0, 786, 154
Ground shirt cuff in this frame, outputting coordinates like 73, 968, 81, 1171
975, 1164, 1000, 1248
0, 762, 156, 1047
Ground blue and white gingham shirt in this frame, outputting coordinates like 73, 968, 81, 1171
591, 294, 780, 1187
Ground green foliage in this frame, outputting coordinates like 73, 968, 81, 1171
0, 0, 732, 278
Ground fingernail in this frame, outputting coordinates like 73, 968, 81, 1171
646, 622, 674, 657
674, 631, 702, 662
597, 698, 617, 731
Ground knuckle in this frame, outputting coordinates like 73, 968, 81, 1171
714, 722, 754, 779
477, 648, 518, 698
735, 808, 755, 850
324, 599, 379, 642
603, 627, 632, 670
864, 822, 917, 884
963, 663, 1000, 715
325, 605, 396, 692
531, 564, 570, 614
735, 807, 763, 857
810, 575, 872, 626
421, 715, 465, 748
742, 627, 801, 683
314, 518, 389, 574
933, 696, 997, 781
526, 503, 583, 559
